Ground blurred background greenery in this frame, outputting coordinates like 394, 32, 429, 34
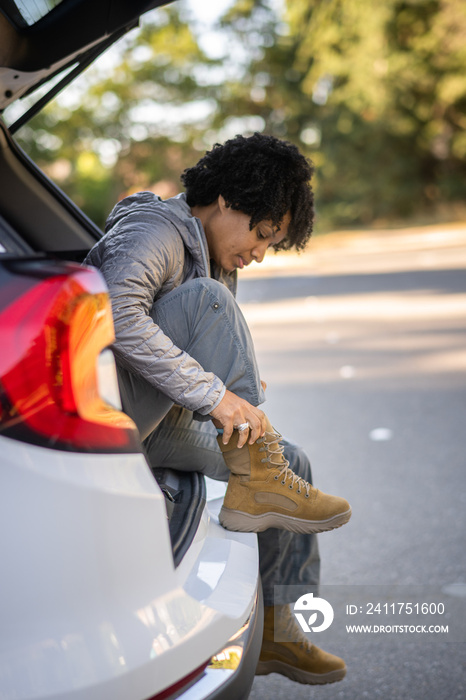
6, 0, 466, 232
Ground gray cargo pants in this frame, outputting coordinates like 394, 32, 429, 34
117, 277, 320, 606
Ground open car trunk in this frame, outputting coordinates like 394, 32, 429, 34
0, 112, 205, 568
0, 0, 174, 120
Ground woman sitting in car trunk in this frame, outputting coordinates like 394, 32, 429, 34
85, 132, 350, 686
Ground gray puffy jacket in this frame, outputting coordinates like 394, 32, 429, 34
85, 191, 237, 415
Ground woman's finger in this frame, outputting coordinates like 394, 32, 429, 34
236, 421, 250, 448
246, 407, 265, 444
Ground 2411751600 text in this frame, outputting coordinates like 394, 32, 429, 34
346, 602, 445, 615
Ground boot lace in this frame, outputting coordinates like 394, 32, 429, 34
280, 606, 314, 652
259, 430, 311, 498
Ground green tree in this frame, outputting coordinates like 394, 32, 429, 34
216, 0, 466, 227
8, 0, 466, 230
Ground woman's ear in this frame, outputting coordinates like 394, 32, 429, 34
218, 194, 228, 213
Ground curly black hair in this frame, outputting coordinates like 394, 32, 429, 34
180, 133, 314, 251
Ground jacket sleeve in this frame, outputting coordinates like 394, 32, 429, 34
86, 203, 225, 415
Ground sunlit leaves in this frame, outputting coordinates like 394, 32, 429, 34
11, 0, 466, 230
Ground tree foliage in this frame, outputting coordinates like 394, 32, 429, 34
216, 0, 466, 227
7, 0, 466, 230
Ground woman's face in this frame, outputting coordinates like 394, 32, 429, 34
203, 196, 290, 273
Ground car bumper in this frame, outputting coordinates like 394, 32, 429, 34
178, 580, 263, 700
0, 438, 262, 700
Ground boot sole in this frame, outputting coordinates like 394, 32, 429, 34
218, 506, 352, 533
256, 659, 346, 685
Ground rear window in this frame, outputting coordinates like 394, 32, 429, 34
3, 0, 66, 27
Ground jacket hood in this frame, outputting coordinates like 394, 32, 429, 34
105, 190, 237, 295
164, 192, 238, 295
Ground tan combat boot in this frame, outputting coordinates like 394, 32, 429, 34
256, 604, 346, 685
217, 416, 351, 533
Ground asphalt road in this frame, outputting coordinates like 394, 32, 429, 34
236, 225, 466, 700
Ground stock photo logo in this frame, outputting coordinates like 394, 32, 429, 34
293, 593, 334, 633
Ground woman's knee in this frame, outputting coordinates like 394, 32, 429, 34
184, 277, 236, 308
153, 277, 237, 322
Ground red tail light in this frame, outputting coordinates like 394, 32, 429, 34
148, 660, 210, 700
0, 260, 140, 452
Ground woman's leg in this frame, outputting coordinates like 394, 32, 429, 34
258, 441, 321, 605
145, 406, 320, 605
144, 405, 230, 481
153, 277, 265, 411
117, 277, 265, 440
120, 275, 350, 535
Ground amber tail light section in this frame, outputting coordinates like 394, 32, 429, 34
0, 260, 140, 453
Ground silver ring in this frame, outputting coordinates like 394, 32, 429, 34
236, 422, 250, 432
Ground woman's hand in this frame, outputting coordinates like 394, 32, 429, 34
210, 389, 266, 448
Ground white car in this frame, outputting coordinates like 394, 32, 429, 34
0, 1, 263, 698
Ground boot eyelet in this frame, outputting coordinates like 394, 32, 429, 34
261, 458, 268, 463
289, 484, 293, 490
297, 489, 301, 495
274, 475, 279, 480
281, 480, 286, 485
305, 494, 310, 498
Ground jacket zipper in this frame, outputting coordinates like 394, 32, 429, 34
192, 217, 211, 278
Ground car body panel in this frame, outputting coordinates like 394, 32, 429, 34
0, 436, 260, 699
